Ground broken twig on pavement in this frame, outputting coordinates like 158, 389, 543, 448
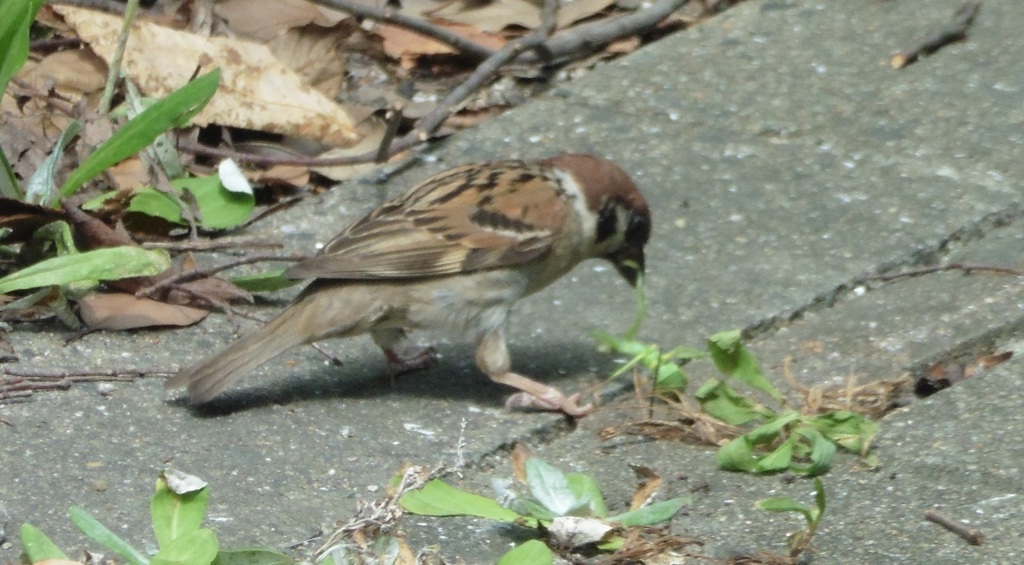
891, 1, 981, 69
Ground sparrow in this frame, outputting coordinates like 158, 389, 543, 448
166, 153, 651, 416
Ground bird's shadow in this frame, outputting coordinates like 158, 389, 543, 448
172, 339, 610, 417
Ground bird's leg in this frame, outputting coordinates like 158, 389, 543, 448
475, 328, 594, 417
371, 328, 437, 385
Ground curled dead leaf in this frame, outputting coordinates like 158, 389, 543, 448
78, 292, 209, 330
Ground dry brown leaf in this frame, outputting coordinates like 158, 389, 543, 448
0, 95, 52, 180
375, 22, 504, 64
510, 442, 534, 482
628, 464, 661, 511
19, 49, 107, 100
977, 350, 1012, 368
605, 35, 641, 54
172, 274, 254, 307
54, 6, 366, 147
106, 157, 151, 190
248, 164, 310, 187
266, 23, 358, 97
78, 292, 209, 330
432, 0, 616, 33
310, 116, 393, 181
215, 0, 349, 41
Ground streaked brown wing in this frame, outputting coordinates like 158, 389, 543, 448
284, 161, 571, 280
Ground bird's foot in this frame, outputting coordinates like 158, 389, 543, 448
505, 390, 594, 417
382, 346, 438, 385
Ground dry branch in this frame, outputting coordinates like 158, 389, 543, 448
180, 0, 687, 167
924, 509, 985, 545
863, 262, 1024, 282
891, 1, 981, 69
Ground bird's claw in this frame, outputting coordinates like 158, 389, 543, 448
382, 346, 438, 384
505, 390, 594, 417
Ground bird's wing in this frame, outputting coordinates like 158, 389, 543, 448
284, 161, 572, 280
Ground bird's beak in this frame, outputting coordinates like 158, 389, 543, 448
610, 246, 645, 287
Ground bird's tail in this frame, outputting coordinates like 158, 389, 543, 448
165, 302, 314, 404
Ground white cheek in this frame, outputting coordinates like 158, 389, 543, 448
553, 168, 595, 239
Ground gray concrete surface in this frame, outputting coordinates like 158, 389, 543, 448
3, 0, 1024, 562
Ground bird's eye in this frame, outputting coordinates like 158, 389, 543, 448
625, 213, 650, 245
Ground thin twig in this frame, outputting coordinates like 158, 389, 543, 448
135, 253, 306, 298
517, 0, 686, 64
891, 1, 981, 69
863, 262, 1024, 283
141, 238, 284, 252
3, 368, 175, 379
924, 509, 985, 545
237, 195, 304, 230
1, 368, 175, 402
311, 0, 495, 61
408, 35, 551, 143
375, 102, 405, 164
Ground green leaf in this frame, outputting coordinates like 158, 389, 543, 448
753, 438, 794, 473
25, 120, 83, 205
623, 270, 646, 339
152, 472, 210, 549
507, 495, 559, 522
653, 361, 687, 391
0, 0, 42, 93
118, 176, 254, 230
0, 246, 171, 293
593, 333, 655, 359
756, 496, 812, 516
59, 70, 220, 200
745, 411, 800, 443
756, 477, 827, 527
811, 411, 879, 455
33, 220, 79, 256
790, 426, 835, 476
213, 549, 295, 565
665, 345, 707, 361
717, 433, 756, 472
608, 496, 691, 526
19, 523, 68, 562
497, 540, 553, 565
694, 379, 764, 425
813, 477, 826, 517
565, 472, 607, 517
716, 412, 800, 473
526, 458, 588, 516
399, 480, 529, 524
151, 528, 218, 565
230, 270, 299, 293
707, 330, 781, 400
0, 0, 41, 199
69, 506, 149, 565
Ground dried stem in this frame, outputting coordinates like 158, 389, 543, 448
891, 1, 981, 69
924, 509, 985, 545
863, 262, 1024, 283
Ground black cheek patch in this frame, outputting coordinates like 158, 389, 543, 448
626, 213, 651, 245
595, 202, 619, 243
